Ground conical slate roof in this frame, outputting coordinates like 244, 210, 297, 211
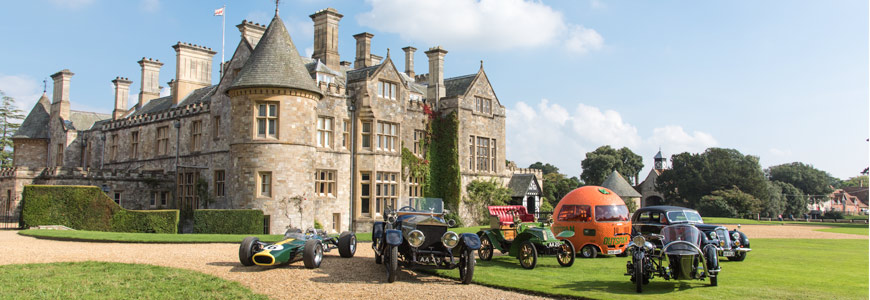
228, 15, 322, 97
13, 94, 51, 139
601, 170, 641, 198
654, 150, 664, 159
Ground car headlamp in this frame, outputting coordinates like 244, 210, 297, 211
643, 241, 654, 250
407, 230, 425, 248
441, 231, 459, 249
731, 232, 740, 240
709, 232, 718, 240
632, 235, 646, 247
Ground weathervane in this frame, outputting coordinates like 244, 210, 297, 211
43, 78, 47, 93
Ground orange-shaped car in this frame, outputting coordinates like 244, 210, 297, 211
552, 186, 632, 258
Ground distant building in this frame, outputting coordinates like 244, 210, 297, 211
636, 150, 667, 207
506, 173, 543, 215
601, 170, 641, 209
809, 188, 868, 215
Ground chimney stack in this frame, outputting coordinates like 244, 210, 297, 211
137, 57, 163, 108
425, 46, 447, 104
172, 42, 217, 105
353, 32, 374, 69
237, 20, 267, 48
402, 46, 417, 78
112, 77, 132, 120
310, 8, 343, 71
50, 69, 74, 122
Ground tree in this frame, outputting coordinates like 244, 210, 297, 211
580, 145, 644, 186
656, 148, 768, 209
465, 178, 512, 225
0, 90, 25, 167
841, 175, 869, 188
528, 162, 560, 176
762, 180, 786, 218
697, 187, 761, 218
542, 172, 582, 207
772, 180, 809, 216
766, 162, 835, 199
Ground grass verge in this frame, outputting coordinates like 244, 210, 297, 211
18, 229, 286, 243
0, 261, 267, 299
433, 238, 868, 299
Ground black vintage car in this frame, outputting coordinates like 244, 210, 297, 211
631, 206, 751, 261
372, 198, 481, 284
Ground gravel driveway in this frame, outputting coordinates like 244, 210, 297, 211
0, 231, 546, 300
708, 224, 868, 239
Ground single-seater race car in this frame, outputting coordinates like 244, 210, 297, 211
239, 228, 357, 269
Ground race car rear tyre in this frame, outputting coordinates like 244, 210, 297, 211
459, 248, 475, 284
518, 241, 537, 269
386, 245, 398, 283
580, 244, 598, 258
557, 240, 575, 267
303, 240, 324, 269
478, 235, 493, 261
239, 236, 258, 266
634, 251, 644, 293
338, 231, 357, 258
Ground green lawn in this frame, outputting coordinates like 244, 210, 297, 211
17, 229, 286, 243
704, 217, 869, 227
433, 238, 868, 299
816, 225, 869, 235
0, 261, 267, 299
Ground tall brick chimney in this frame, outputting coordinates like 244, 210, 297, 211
237, 20, 267, 48
137, 57, 163, 108
353, 32, 374, 69
402, 46, 416, 78
172, 42, 217, 105
50, 69, 73, 122
425, 46, 447, 104
112, 77, 132, 120
310, 8, 343, 71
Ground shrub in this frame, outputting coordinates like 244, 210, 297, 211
193, 209, 264, 234
823, 211, 844, 220
314, 219, 323, 230
465, 178, 512, 225
20, 185, 178, 233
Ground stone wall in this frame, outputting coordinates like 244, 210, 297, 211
12, 139, 47, 168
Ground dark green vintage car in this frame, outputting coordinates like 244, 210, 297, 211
477, 205, 575, 269
239, 228, 356, 269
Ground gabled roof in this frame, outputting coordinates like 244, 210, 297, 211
508, 173, 540, 198
601, 170, 642, 198
228, 15, 321, 97
177, 85, 217, 107
444, 74, 475, 98
842, 187, 869, 206
128, 96, 173, 117
127, 85, 216, 118
13, 94, 51, 139
67, 111, 111, 131
346, 64, 381, 83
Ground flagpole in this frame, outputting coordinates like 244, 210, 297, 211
221, 4, 226, 76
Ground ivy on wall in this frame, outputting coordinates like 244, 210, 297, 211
427, 112, 461, 216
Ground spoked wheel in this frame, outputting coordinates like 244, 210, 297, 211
557, 240, 575, 267
478, 235, 494, 261
459, 248, 475, 284
385, 245, 398, 283
518, 241, 537, 269
580, 244, 598, 258
303, 240, 324, 269
633, 250, 645, 293
238, 236, 259, 266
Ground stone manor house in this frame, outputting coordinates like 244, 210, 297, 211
6, 7, 541, 233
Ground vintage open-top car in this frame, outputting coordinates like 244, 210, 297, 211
239, 228, 357, 269
372, 198, 481, 283
477, 205, 575, 269
626, 224, 721, 293
632, 206, 751, 261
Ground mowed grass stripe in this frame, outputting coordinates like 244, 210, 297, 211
0, 261, 267, 299
433, 238, 868, 300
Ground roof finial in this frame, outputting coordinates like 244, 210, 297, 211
43, 78, 47, 93
480, 60, 484, 69
386, 48, 390, 58
275, 0, 280, 16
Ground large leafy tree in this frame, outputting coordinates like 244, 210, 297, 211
0, 90, 25, 167
766, 162, 835, 198
771, 180, 809, 216
656, 148, 768, 209
528, 162, 560, 176
763, 181, 787, 218
580, 145, 644, 186
697, 187, 761, 218
839, 175, 867, 188
541, 172, 583, 207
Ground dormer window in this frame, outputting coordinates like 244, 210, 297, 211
317, 73, 334, 85
378, 80, 397, 100
475, 96, 492, 114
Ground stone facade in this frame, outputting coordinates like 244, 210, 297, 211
7, 6, 536, 233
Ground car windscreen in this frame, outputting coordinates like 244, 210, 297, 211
557, 205, 592, 222
406, 197, 443, 213
661, 224, 702, 246
667, 210, 702, 223
594, 205, 629, 222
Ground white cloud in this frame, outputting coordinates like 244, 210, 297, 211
159, 86, 170, 97
304, 47, 314, 58
506, 99, 717, 178
358, 0, 603, 54
140, 0, 159, 12
0, 74, 43, 112
50, 0, 95, 9
769, 148, 792, 157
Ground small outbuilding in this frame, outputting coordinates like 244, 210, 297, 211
600, 170, 642, 210
507, 173, 542, 216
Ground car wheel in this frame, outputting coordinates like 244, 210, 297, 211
705, 246, 719, 286
303, 239, 324, 269
728, 251, 747, 261
634, 250, 645, 293
338, 231, 357, 258
385, 245, 398, 283
557, 240, 575, 267
239, 236, 259, 266
459, 248, 475, 284
478, 235, 494, 261
580, 244, 598, 258
518, 241, 537, 269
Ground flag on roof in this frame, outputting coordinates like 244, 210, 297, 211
214, 7, 224, 16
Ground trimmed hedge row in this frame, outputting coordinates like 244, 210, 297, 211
20, 185, 179, 233
193, 209, 264, 234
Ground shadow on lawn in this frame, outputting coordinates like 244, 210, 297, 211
554, 279, 716, 296
309, 255, 458, 285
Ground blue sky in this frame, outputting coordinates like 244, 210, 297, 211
0, 0, 866, 180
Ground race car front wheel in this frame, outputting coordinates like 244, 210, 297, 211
339, 231, 357, 258
239, 237, 259, 266
304, 240, 324, 269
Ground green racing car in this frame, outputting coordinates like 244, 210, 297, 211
239, 228, 357, 269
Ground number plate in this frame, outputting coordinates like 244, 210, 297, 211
608, 250, 622, 255
722, 250, 735, 257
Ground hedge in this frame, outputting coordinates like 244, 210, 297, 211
193, 209, 264, 234
20, 185, 179, 234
